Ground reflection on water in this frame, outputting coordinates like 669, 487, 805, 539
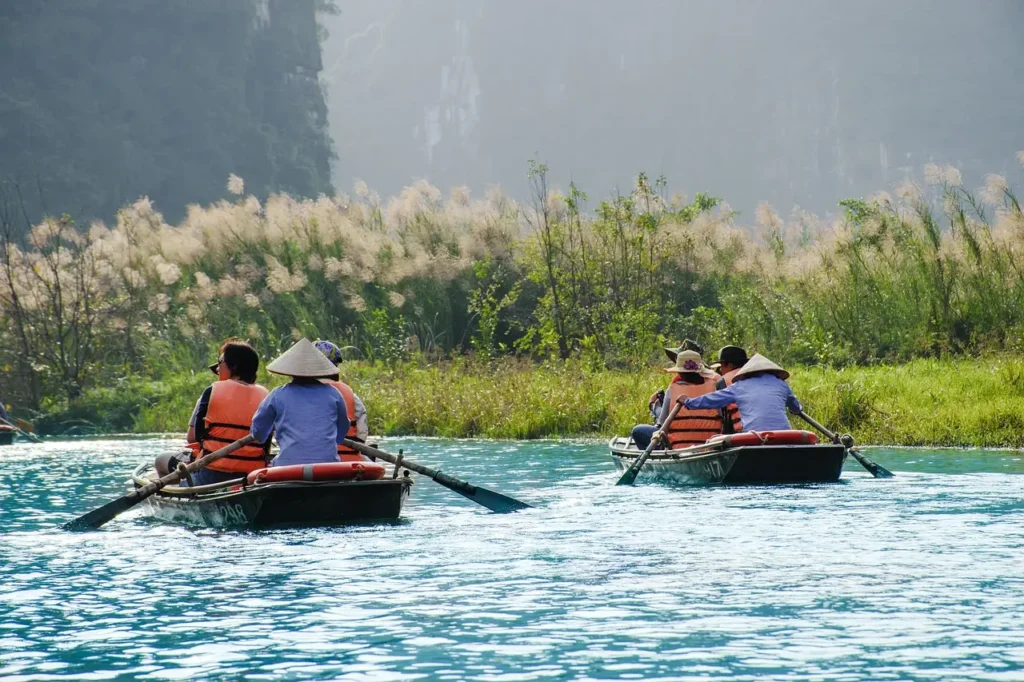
1, 437, 1022, 680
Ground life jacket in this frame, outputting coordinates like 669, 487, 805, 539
664, 375, 724, 447
715, 369, 743, 433
201, 380, 270, 473
323, 379, 363, 461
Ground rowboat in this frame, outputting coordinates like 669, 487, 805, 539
0, 425, 14, 445
129, 459, 413, 528
609, 430, 848, 485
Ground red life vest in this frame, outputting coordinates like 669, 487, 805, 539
664, 375, 724, 447
201, 380, 270, 473
323, 379, 363, 461
715, 369, 743, 433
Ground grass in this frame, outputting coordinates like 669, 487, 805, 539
31, 355, 1024, 448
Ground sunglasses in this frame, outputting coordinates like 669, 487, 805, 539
208, 356, 224, 375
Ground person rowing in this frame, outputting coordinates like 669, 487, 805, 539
682, 354, 802, 431
708, 345, 749, 434
157, 338, 269, 485
631, 349, 724, 450
250, 338, 350, 467
313, 339, 371, 462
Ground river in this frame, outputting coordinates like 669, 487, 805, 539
1, 437, 1022, 680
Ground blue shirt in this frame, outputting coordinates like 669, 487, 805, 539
250, 382, 348, 466
683, 373, 802, 432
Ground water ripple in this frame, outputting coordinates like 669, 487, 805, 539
0, 437, 1022, 680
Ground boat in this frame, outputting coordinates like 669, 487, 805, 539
609, 430, 848, 485
0, 425, 14, 446
129, 458, 413, 528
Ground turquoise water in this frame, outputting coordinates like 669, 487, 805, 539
2, 438, 1023, 681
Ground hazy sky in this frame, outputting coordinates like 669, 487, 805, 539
321, 0, 1024, 216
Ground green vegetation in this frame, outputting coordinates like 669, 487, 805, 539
0, 1, 334, 228
2, 154, 1024, 447
23, 356, 1024, 448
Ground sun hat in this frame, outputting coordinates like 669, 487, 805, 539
266, 338, 340, 378
663, 349, 707, 374
731, 353, 789, 381
313, 339, 344, 365
664, 338, 704, 362
709, 345, 749, 371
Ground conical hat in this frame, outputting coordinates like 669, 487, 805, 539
266, 338, 340, 378
731, 353, 789, 381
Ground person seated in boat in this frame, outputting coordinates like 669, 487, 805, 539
708, 345, 749, 434
683, 354, 802, 432
313, 339, 371, 461
648, 339, 706, 420
250, 338, 350, 467
156, 338, 270, 486
631, 350, 724, 450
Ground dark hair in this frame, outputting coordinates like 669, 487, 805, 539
221, 339, 259, 383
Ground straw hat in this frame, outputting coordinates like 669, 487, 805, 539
267, 338, 340, 378
664, 338, 704, 362
663, 349, 707, 374
731, 353, 789, 381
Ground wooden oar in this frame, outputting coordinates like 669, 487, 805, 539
343, 439, 532, 513
63, 435, 255, 531
797, 410, 894, 478
616, 399, 684, 486
1, 415, 43, 443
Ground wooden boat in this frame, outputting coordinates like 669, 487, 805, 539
130, 460, 413, 528
0, 425, 14, 446
609, 430, 848, 485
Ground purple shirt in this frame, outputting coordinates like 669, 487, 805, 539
683, 373, 802, 432
250, 382, 348, 466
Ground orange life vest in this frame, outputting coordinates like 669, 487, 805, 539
323, 379, 363, 461
715, 369, 743, 433
201, 380, 270, 473
664, 375, 724, 447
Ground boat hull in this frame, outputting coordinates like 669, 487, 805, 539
141, 478, 412, 528
609, 437, 847, 485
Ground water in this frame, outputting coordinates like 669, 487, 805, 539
1, 438, 1023, 681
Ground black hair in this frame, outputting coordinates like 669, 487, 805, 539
221, 340, 259, 383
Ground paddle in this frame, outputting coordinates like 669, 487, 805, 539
63, 435, 255, 531
616, 399, 684, 486
343, 439, 532, 513
797, 410, 894, 478
0, 415, 43, 444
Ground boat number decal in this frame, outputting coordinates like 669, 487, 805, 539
223, 504, 247, 525
702, 460, 723, 478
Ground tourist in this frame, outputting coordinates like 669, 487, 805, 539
708, 346, 749, 433
250, 338, 349, 467
649, 339, 710, 419
158, 339, 269, 485
683, 354, 802, 431
313, 339, 370, 461
631, 350, 723, 450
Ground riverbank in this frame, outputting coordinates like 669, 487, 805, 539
21, 356, 1024, 448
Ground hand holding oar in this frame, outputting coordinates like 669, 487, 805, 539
616, 399, 684, 486
797, 410, 893, 478
343, 439, 532, 513
64, 435, 255, 531
0, 415, 43, 444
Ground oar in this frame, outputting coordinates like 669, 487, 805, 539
616, 399, 684, 486
0, 415, 42, 443
797, 410, 894, 478
343, 439, 532, 513
63, 435, 255, 531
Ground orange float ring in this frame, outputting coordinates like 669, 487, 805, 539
247, 461, 387, 485
708, 430, 819, 448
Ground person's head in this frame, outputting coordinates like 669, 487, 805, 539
731, 354, 789, 382
266, 337, 340, 384
664, 338, 704, 363
711, 346, 749, 376
665, 349, 706, 384
313, 339, 343, 380
209, 338, 259, 384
